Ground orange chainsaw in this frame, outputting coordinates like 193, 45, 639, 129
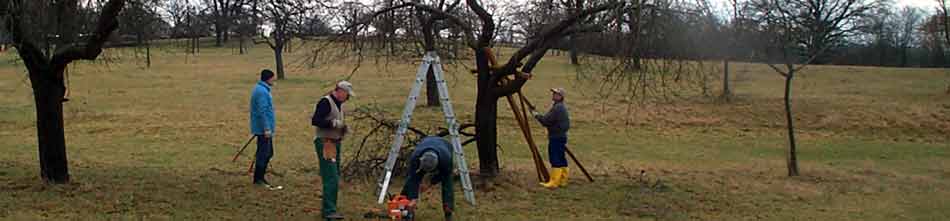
364, 195, 414, 221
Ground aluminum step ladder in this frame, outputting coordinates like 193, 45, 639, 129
376, 51, 475, 206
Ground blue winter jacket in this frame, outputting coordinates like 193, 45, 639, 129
249, 81, 275, 135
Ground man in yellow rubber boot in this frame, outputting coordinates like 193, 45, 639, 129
532, 88, 571, 188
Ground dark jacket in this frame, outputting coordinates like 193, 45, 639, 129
401, 137, 454, 205
536, 101, 570, 138
311, 94, 344, 128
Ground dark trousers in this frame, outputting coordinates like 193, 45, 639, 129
253, 135, 273, 184
548, 137, 568, 167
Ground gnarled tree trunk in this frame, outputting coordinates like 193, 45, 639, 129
29, 66, 71, 183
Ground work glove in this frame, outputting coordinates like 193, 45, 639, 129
332, 119, 344, 128
531, 111, 543, 118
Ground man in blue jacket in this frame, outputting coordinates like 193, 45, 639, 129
401, 136, 455, 221
250, 69, 281, 190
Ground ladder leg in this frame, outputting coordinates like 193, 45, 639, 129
376, 58, 432, 204
431, 55, 476, 206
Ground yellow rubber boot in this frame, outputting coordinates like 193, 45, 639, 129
540, 168, 562, 188
559, 167, 570, 187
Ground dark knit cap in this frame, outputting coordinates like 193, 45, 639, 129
261, 69, 275, 81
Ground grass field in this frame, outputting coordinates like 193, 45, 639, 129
1, 42, 949, 220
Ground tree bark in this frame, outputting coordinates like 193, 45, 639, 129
784, 73, 799, 177
473, 49, 500, 179
568, 35, 579, 65
215, 29, 223, 47
274, 44, 285, 79
425, 65, 439, 106
29, 68, 71, 183
474, 87, 500, 179
239, 36, 247, 54
722, 59, 731, 102
146, 41, 151, 68
191, 37, 199, 54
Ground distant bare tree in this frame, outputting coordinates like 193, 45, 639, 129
233, 1, 260, 54
1, 0, 127, 183
721, 0, 744, 102
410, 0, 462, 107
570, 0, 725, 123
921, 14, 948, 67
748, 0, 876, 176
204, 0, 247, 47
775, 0, 880, 64
120, 0, 166, 68
253, 0, 320, 79
895, 6, 922, 67
859, 4, 895, 66
938, 0, 950, 45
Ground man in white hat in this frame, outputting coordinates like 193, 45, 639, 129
311, 81, 354, 220
532, 88, 571, 188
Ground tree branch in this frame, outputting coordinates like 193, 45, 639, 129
49, 0, 127, 72
410, 2, 476, 47
467, 0, 495, 48
491, 44, 553, 97
5, 0, 49, 72
766, 63, 789, 77
500, 1, 622, 73
255, 32, 277, 49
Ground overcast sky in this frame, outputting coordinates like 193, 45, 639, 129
701, 0, 943, 20
895, 0, 940, 9
703, 0, 940, 11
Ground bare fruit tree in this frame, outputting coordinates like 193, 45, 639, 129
396, 0, 625, 180
748, 0, 876, 176
253, 0, 321, 79
1, 0, 127, 183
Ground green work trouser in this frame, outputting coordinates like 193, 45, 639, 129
314, 138, 341, 217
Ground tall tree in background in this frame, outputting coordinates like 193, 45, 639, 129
204, 0, 246, 47
1, 0, 127, 183
254, 0, 318, 79
234, 1, 260, 54
120, 0, 166, 68
895, 6, 922, 67
938, 0, 950, 45
859, 4, 895, 66
721, 0, 746, 102
787, 0, 880, 64
412, 0, 461, 107
922, 14, 947, 67
749, 0, 875, 176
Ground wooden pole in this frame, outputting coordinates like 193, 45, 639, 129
486, 47, 550, 182
565, 146, 594, 182
506, 95, 549, 182
232, 135, 256, 162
